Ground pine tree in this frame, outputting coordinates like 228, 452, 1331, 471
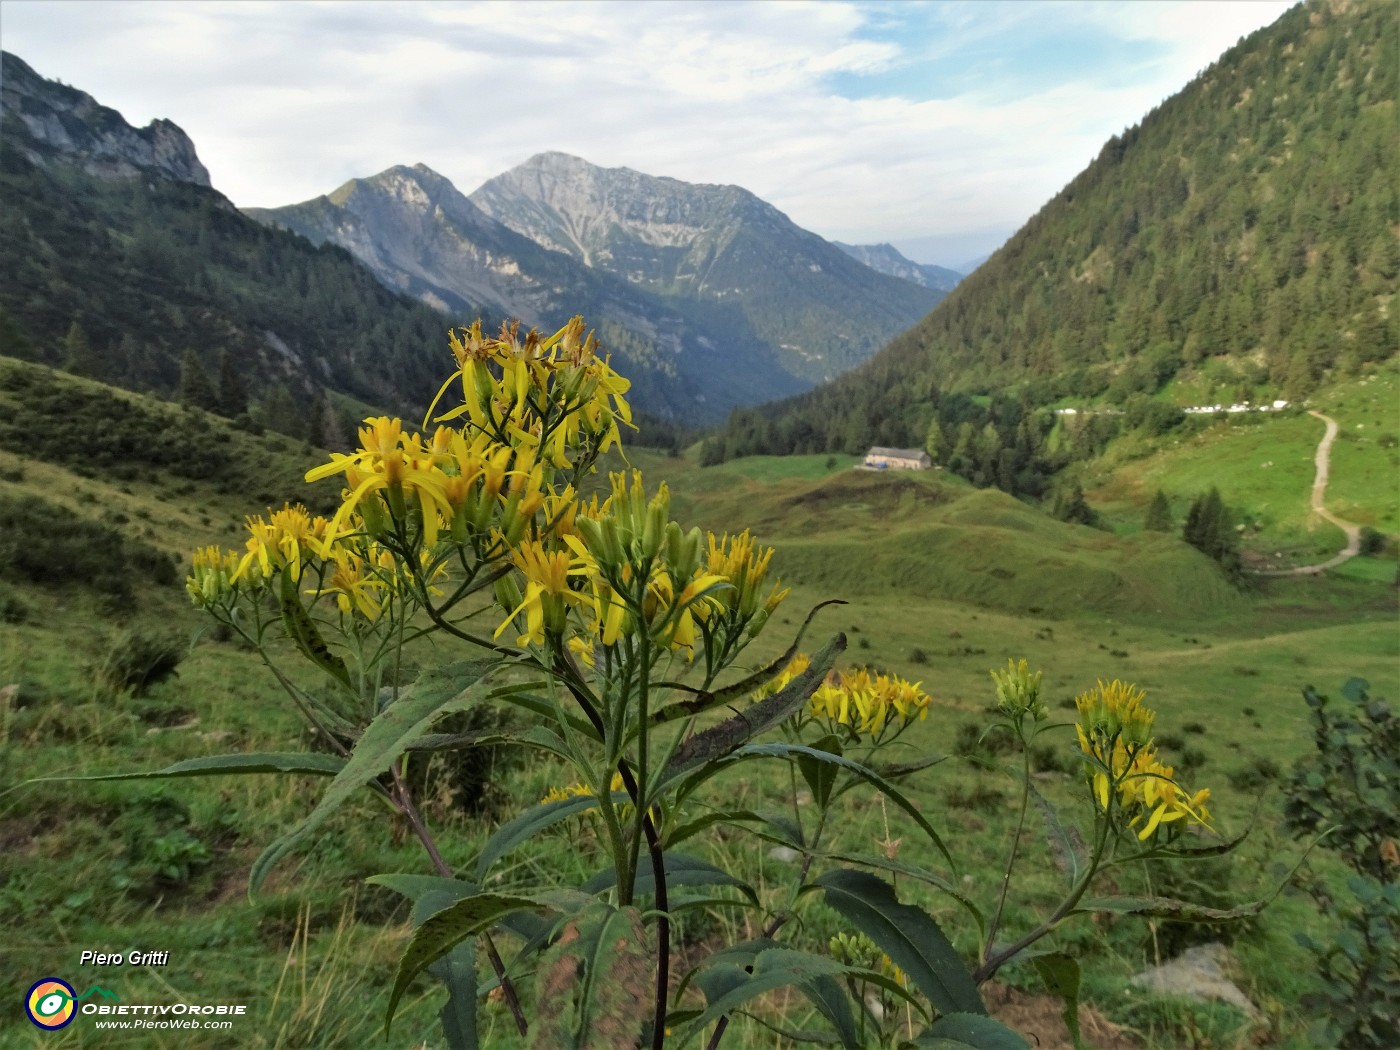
1144, 489, 1173, 532
306, 395, 327, 449
1054, 483, 1097, 526
261, 383, 304, 439
0, 307, 35, 360
1183, 486, 1244, 583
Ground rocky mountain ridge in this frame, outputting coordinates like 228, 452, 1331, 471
468, 151, 945, 381
831, 241, 963, 293
0, 51, 211, 186
247, 162, 809, 422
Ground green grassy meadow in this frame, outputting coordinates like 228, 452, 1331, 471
1088, 361, 1400, 562
1, 357, 1396, 1049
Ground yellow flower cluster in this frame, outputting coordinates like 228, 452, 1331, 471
433, 316, 631, 469
1074, 680, 1213, 841
187, 318, 787, 673
498, 471, 786, 654
827, 932, 908, 988
990, 658, 1046, 720
808, 667, 930, 739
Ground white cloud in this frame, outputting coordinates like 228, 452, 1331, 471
2, 0, 1295, 264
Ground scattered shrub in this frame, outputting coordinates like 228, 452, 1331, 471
96, 628, 186, 697
1226, 755, 1282, 791
1283, 679, 1399, 1049
0, 588, 28, 623
0, 494, 176, 600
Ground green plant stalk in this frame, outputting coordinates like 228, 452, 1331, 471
974, 793, 1115, 982
982, 726, 1033, 965
388, 762, 528, 1036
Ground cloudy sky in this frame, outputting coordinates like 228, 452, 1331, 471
4, 0, 1293, 267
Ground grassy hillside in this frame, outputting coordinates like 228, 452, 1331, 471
1088, 361, 1400, 562
2, 361, 1396, 1049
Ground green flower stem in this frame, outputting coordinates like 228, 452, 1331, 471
982, 729, 1033, 966
256, 649, 351, 758
973, 800, 1115, 982
389, 763, 528, 1036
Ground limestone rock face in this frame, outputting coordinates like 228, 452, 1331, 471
1, 52, 211, 186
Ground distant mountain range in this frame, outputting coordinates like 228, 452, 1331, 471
830, 242, 962, 293
0, 52, 949, 426
251, 151, 946, 417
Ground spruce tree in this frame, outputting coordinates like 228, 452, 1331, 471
1145, 489, 1173, 532
1183, 486, 1245, 582
1054, 483, 1097, 526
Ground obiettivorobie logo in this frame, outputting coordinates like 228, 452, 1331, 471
25, 979, 120, 1030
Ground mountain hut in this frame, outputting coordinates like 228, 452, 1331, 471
863, 447, 931, 470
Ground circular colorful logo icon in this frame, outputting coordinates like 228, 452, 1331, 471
26, 978, 77, 1030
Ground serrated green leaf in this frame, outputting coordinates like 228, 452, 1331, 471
368, 874, 478, 923
1074, 894, 1266, 922
815, 868, 983, 1017
681, 948, 869, 1043
661, 633, 845, 776
820, 851, 983, 933
580, 852, 759, 907
1028, 781, 1085, 890
665, 808, 766, 848
798, 735, 842, 809
431, 942, 478, 1050
249, 660, 493, 896
650, 599, 847, 726
32, 752, 348, 783
675, 743, 952, 869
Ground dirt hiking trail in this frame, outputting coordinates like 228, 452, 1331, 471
1259, 410, 1361, 576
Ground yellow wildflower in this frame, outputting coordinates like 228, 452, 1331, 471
808, 667, 930, 739
187, 545, 244, 606
494, 538, 592, 647
1074, 679, 1214, 840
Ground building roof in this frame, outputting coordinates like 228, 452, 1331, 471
865, 447, 930, 460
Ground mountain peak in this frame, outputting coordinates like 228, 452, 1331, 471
1, 51, 211, 186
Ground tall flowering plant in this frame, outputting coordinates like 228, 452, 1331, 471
76, 320, 1267, 1049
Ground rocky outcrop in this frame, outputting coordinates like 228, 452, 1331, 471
1, 52, 211, 186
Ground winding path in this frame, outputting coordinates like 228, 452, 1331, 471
1259, 410, 1361, 576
